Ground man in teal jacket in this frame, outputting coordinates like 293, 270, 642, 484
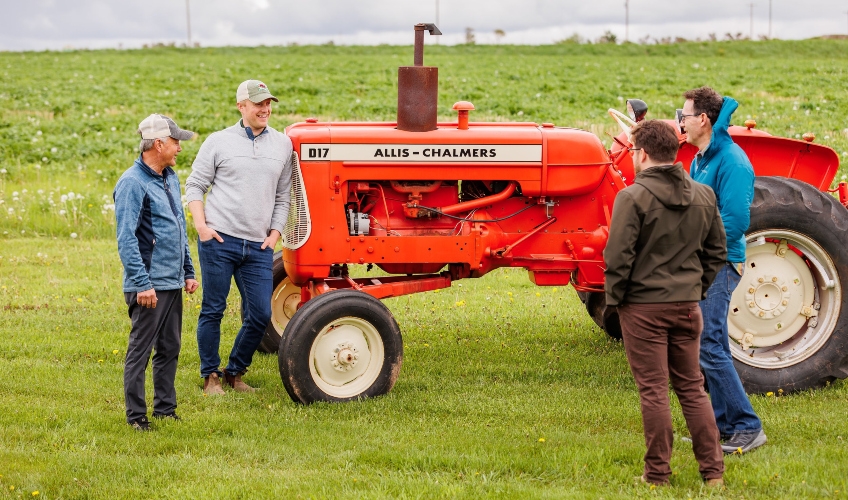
681, 86, 766, 454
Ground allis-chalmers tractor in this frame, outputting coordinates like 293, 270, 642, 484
261, 25, 848, 404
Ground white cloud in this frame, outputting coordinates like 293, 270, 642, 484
0, 0, 846, 51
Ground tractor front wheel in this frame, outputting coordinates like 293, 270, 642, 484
278, 289, 403, 404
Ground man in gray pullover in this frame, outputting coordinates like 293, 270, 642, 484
185, 80, 292, 395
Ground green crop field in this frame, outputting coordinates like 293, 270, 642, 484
1, 41, 848, 499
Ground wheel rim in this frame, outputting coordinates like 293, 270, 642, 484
729, 229, 842, 369
308, 316, 385, 398
270, 277, 300, 336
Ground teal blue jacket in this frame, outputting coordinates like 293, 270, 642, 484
690, 97, 754, 263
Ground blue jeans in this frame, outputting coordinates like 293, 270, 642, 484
196, 233, 273, 378
699, 262, 762, 436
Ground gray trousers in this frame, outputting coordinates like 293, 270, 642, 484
123, 288, 182, 422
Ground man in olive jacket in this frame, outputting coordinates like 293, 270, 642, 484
604, 120, 727, 486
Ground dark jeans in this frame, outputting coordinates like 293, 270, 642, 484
123, 289, 182, 423
619, 302, 724, 484
699, 263, 762, 436
196, 233, 273, 378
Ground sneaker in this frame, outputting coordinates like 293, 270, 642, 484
129, 416, 150, 432
223, 370, 256, 393
203, 373, 226, 396
722, 429, 767, 455
153, 412, 181, 421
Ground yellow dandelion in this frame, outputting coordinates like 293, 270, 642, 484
98, 359, 104, 363
766, 391, 774, 397
538, 437, 545, 442
434, 289, 440, 293
424, 343, 429, 347
507, 291, 513, 296
455, 300, 466, 307
32, 492, 40, 497
509, 298, 514, 302
649, 484, 656, 490
195, 305, 201, 309
112, 349, 119, 355
76, 298, 83, 302
535, 292, 541, 297
553, 288, 558, 292
10, 486, 15, 491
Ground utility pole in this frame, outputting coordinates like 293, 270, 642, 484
749, 3, 754, 39
768, 0, 772, 39
625, 0, 629, 42
185, 0, 192, 47
435, 0, 440, 45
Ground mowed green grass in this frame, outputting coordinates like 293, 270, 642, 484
1, 42, 848, 498
0, 239, 846, 499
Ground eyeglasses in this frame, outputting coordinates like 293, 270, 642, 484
628, 147, 642, 154
678, 113, 701, 122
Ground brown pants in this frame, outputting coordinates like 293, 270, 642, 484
619, 302, 724, 484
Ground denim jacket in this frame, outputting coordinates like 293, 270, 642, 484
114, 156, 195, 292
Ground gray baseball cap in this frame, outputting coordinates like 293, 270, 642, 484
236, 80, 278, 103
138, 114, 195, 141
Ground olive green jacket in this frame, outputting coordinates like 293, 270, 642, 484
604, 163, 727, 307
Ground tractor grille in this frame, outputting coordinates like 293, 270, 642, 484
282, 152, 312, 250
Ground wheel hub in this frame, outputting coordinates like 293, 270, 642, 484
331, 342, 359, 372
729, 240, 815, 350
311, 322, 375, 389
745, 276, 790, 318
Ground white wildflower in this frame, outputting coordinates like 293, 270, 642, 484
70, 232, 78, 239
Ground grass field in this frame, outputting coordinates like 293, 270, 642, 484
1, 40, 847, 240
1, 41, 848, 498
0, 239, 846, 499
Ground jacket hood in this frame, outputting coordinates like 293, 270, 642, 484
704, 96, 737, 158
634, 163, 693, 210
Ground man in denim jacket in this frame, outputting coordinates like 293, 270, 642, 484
114, 114, 199, 431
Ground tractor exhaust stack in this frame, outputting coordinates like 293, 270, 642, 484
397, 23, 441, 132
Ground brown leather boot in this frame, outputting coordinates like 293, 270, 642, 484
705, 478, 725, 489
203, 373, 225, 396
223, 370, 255, 393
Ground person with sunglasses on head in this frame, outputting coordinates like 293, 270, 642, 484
605, 120, 727, 487
680, 86, 766, 455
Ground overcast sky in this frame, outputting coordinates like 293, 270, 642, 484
2, 0, 847, 51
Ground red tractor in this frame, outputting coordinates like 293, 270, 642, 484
261, 25, 848, 404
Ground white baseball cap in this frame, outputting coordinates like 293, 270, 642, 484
137, 114, 195, 141
236, 80, 278, 103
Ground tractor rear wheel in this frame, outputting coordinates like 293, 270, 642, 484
278, 289, 403, 404
730, 177, 848, 393
578, 291, 622, 340
258, 252, 300, 354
